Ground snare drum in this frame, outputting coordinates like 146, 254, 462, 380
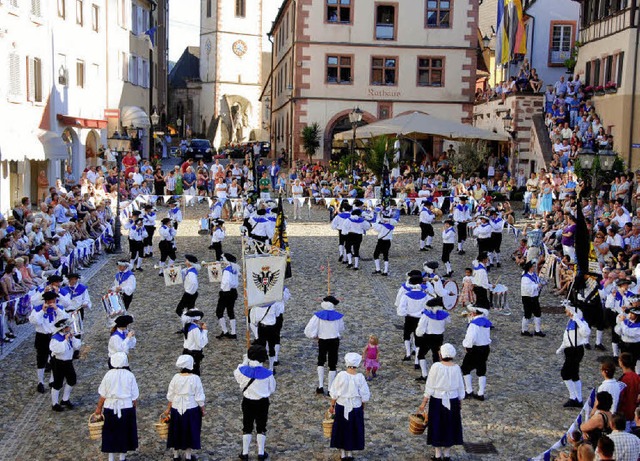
491, 284, 509, 310
102, 293, 127, 318
70, 310, 84, 336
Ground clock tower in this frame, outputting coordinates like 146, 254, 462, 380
199, 0, 278, 146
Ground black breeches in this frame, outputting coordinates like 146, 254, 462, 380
211, 242, 222, 261
216, 289, 237, 319
522, 296, 541, 319
416, 334, 444, 362
256, 324, 278, 357
561, 346, 584, 381
144, 226, 155, 247
373, 239, 391, 261
456, 223, 467, 242
122, 294, 133, 310
51, 358, 77, 389
176, 291, 199, 316
318, 338, 340, 370
492, 233, 503, 253
477, 238, 491, 258
34, 332, 51, 368
461, 345, 490, 377
473, 286, 491, 309
242, 397, 270, 434
182, 348, 204, 376
346, 233, 363, 257
159, 240, 176, 263
442, 243, 454, 263
130, 240, 144, 260
420, 223, 434, 240
403, 316, 420, 341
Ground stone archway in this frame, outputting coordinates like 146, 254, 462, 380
62, 127, 79, 178
323, 109, 377, 161
85, 130, 99, 168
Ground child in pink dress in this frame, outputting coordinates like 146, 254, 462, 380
362, 334, 380, 381
459, 268, 476, 307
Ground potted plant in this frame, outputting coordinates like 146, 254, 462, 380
583, 85, 594, 96
594, 85, 605, 96
301, 123, 321, 164
564, 41, 581, 74
605, 81, 618, 94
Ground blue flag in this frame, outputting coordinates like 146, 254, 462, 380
144, 26, 157, 47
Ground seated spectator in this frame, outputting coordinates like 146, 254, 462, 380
529, 68, 543, 92
579, 391, 613, 447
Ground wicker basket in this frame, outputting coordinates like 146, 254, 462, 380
409, 412, 428, 435
88, 413, 104, 440
154, 412, 170, 440
322, 410, 334, 438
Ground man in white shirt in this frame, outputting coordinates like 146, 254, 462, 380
176, 255, 199, 320
182, 309, 208, 376
216, 253, 240, 339
608, 413, 640, 461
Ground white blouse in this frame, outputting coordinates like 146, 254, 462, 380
329, 371, 370, 420
98, 369, 140, 418
424, 362, 465, 409
167, 373, 206, 415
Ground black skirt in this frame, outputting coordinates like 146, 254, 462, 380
427, 397, 463, 448
102, 407, 138, 453
330, 404, 365, 451
167, 407, 202, 450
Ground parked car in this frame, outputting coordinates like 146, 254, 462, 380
183, 139, 214, 162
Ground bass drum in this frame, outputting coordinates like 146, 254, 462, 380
442, 281, 459, 310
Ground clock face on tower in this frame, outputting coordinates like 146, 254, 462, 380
232, 40, 248, 57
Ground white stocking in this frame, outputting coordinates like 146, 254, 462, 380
404, 340, 411, 357
384, 261, 389, 273
62, 384, 73, 401
317, 366, 325, 388
534, 317, 542, 332
464, 374, 473, 394
374, 259, 380, 271
242, 434, 252, 455
596, 330, 603, 345
257, 433, 266, 455
419, 359, 428, 377
521, 317, 529, 333
218, 318, 228, 334
328, 370, 337, 390
230, 319, 237, 334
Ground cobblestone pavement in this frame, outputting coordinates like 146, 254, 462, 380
0, 202, 607, 461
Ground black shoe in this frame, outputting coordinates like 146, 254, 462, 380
595, 344, 606, 351
338, 255, 343, 262
466, 392, 475, 399
6, 331, 16, 339
226, 333, 237, 339
473, 394, 485, 401
258, 453, 269, 461
584, 343, 592, 350
372, 270, 381, 275
61, 400, 74, 409
414, 364, 420, 370
52, 404, 64, 412
352, 267, 359, 271
316, 387, 325, 395
173, 457, 181, 461
136, 267, 143, 272
45, 363, 51, 372
568, 399, 582, 408
534, 331, 546, 338
37, 383, 45, 394
420, 248, 428, 252
381, 272, 389, 276
415, 376, 427, 382
216, 332, 228, 339
458, 250, 465, 255
430, 455, 442, 460
238, 455, 249, 461
158, 272, 164, 277
563, 399, 578, 408
175, 329, 184, 334
496, 262, 501, 268
208, 245, 215, 249
521, 331, 533, 337
274, 361, 280, 366
402, 356, 412, 361
346, 264, 353, 268
426, 245, 433, 249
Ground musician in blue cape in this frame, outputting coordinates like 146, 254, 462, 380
471, 253, 492, 310
167, 200, 182, 230
60, 273, 91, 320
556, 301, 591, 407
250, 301, 284, 372
175, 255, 199, 318
520, 261, 546, 337
371, 210, 396, 276
397, 275, 428, 366
29, 290, 68, 393
234, 344, 276, 461
615, 298, 640, 374
49, 318, 81, 411
216, 253, 240, 339
112, 260, 136, 310
304, 295, 345, 395
182, 310, 208, 376
452, 195, 471, 255
344, 208, 371, 271
605, 278, 634, 358
330, 202, 352, 263
461, 305, 492, 401
415, 297, 452, 382
108, 315, 136, 367
158, 217, 177, 276
418, 199, 436, 251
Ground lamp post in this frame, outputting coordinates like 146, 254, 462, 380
149, 110, 159, 160
107, 131, 132, 253
502, 111, 517, 173
348, 107, 363, 179
176, 117, 183, 139
579, 148, 616, 230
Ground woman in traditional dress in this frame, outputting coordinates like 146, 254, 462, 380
329, 353, 371, 461
417, 343, 465, 461
166, 355, 206, 461
94, 352, 139, 461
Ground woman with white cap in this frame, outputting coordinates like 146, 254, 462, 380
166, 354, 206, 461
94, 352, 139, 461
328, 352, 371, 461
418, 343, 465, 461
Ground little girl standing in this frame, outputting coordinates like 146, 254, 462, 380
362, 335, 380, 381
459, 268, 476, 307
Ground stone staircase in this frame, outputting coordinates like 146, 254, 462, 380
531, 113, 554, 169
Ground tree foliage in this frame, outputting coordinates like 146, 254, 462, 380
301, 123, 321, 163
362, 136, 393, 177
451, 141, 490, 176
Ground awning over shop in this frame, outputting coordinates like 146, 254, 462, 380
57, 114, 108, 129
0, 128, 68, 162
121, 106, 151, 129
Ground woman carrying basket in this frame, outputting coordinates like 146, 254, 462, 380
166, 354, 206, 461
417, 343, 465, 461
328, 352, 371, 461
94, 352, 139, 461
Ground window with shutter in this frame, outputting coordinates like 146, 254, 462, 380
616, 52, 624, 87
27, 57, 35, 101
9, 0, 19, 8
131, 2, 138, 34
137, 58, 143, 87
129, 55, 138, 85
137, 5, 144, 35
76, 60, 85, 87
121, 51, 128, 81
58, 0, 66, 18
27, 57, 43, 102
76, 0, 83, 25
31, 0, 41, 16
91, 4, 99, 31
9, 52, 21, 97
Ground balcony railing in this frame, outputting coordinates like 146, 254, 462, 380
580, 7, 637, 44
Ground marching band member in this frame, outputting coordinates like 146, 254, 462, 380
158, 217, 177, 277
234, 344, 276, 461
209, 219, 225, 261
453, 196, 472, 255
60, 273, 91, 320
331, 202, 352, 264
166, 355, 206, 461
29, 291, 68, 393
461, 305, 492, 401
557, 301, 591, 407
397, 275, 428, 364
605, 279, 634, 358
441, 219, 456, 277
94, 352, 139, 461
123, 210, 141, 261
175, 255, 200, 319
415, 297, 451, 382
395, 270, 425, 308
520, 261, 546, 337
249, 208, 272, 247
304, 295, 345, 395
31, 274, 71, 310
128, 218, 147, 271
489, 208, 505, 268
112, 260, 137, 310
142, 204, 157, 258
108, 315, 136, 364
182, 309, 208, 376
371, 210, 396, 276
615, 298, 640, 374
473, 215, 493, 261
209, 197, 223, 221
168, 200, 182, 230
216, 253, 240, 339
471, 253, 492, 309
344, 208, 371, 271
250, 300, 284, 371
49, 318, 81, 411
418, 200, 436, 251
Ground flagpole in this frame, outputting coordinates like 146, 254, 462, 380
327, 258, 331, 296
242, 237, 251, 351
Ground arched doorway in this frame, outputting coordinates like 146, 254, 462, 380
62, 128, 79, 181
323, 109, 377, 161
85, 130, 99, 168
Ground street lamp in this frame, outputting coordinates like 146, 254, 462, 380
149, 110, 160, 159
107, 130, 132, 253
481, 34, 491, 50
176, 117, 183, 139
502, 111, 514, 136
579, 148, 616, 229
348, 107, 363, 178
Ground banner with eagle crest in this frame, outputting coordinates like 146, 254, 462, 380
245, 255, 287, 307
